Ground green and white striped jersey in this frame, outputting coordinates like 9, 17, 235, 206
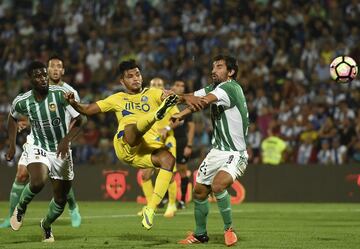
25, 82, 80, 146
194, 79, 249, 152
10, 85, 80, 152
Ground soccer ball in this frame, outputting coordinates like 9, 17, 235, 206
330, 56, 358, 83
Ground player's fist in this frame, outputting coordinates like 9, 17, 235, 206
64, 92, 76, 105
57, 138, 70, 159
5, 146, 15, 161
170, 113, 183, 123
17, 120, 29, 132
183, 95, 204, 111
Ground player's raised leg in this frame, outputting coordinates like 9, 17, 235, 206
41, 179, 71, 242
179, 183, 211, 244
10, 163, 48, 231
212, 171, 237, 247
124, 94, 179, 148
0, 165, 28, 228
142, 149, 175, 230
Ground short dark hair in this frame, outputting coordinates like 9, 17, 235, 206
27, 61, 46, 77
213, 55, 238, 79
118, 59, 140, 78
48, 54, 64, 67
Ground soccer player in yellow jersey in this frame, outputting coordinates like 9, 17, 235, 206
138, 77, 179, 218
64, 60, 178, 230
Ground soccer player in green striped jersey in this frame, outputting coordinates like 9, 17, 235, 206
176, 55, 249, 247
5, 61, 85, 242
0, 56, 82, 229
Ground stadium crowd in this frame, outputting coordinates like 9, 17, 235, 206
0, 0, 360, 166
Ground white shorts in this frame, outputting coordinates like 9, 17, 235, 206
196, 148, 248, 186
20, 143, 74, 181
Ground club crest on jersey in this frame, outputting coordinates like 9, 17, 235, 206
141, 96, 148, 102
49, 102, 56, 112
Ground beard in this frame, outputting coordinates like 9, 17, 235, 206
36, 85, 49, 95
212, 74, 224, 86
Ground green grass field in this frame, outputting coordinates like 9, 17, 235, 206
0, 202, 359, 249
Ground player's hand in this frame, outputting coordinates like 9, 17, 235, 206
64, 92, 76, 105
183, 146, 192, 158
170, 113, 183, 123
57, 138, 70, 159
183, 95, 204, 111
5, 146, 16, 161
17, 120, 29, 132
158, 128, 168, 140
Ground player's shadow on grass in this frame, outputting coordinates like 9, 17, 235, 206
9, 234, 80, 244
117, 232, 226, 247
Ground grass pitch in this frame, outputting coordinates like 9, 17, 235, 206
0, 202, 359, 248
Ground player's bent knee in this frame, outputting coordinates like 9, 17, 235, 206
29, 181, 45, 193
141, 169, 153, 181
193, 186, 208, 201
211, 182, 226, 194
152, 149, 175, 171
15, 173, 29, 184
54, 197, 67, 207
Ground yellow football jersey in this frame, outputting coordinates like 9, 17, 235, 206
96, 87, 163, 133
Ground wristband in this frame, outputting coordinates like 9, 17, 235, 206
186, 145, 193, 148
165, 126, 171, 131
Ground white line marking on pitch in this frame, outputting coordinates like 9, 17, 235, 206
9, 208, 360, 221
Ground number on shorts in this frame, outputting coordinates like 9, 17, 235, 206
226, 155, 234, 164
199, 162, 207, 176
34, 148, 46, 157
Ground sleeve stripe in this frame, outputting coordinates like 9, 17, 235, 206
12, 91, 31, 106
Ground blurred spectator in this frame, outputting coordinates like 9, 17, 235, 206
317, 139, 332, 164
261, 131, 287, 165
330, 137, 347, 165
0, 1, 359, 166
296, 136, 317, 165
247, 123, 262, 164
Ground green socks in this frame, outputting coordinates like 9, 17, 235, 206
42, 199, 65, 229
215, 190, 232, 230
8, 182, 26, 216
67, 187, 77, 210
194, 199, 209, 236
18, 183, 36, 212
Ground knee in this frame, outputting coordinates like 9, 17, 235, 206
193, 187, 207, 201
157, 152, 175, 171
29, 181, 45, 193
15, 169, 29, 184
161, 154, 175, 171
211, 182, 226, 194
54, 197, 67, 207
141, 170, 153, 181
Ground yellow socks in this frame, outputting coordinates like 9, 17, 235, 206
142, 179, 154, 204
148, 169, 173, 210
168, 180, 177, 205
136, 112, 156, 133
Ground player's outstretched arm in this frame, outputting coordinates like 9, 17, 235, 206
64, 92, 101, 116
172, 93, 218, 121
57, 114, 87, 159
5, 114, 18, 161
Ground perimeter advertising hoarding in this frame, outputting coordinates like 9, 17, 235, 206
0, 164, 359, 202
